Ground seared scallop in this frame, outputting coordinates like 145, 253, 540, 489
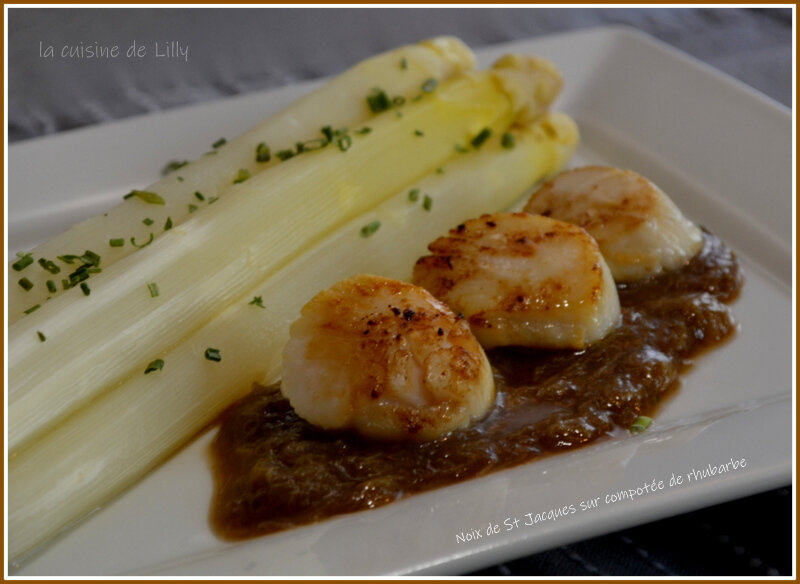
412, 212, 620, 350
524, 166, 703, 281
281, 274, 495, 442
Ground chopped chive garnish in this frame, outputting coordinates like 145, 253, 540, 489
46, 280, 57, 293
212, 137, 227, 149
69, 261, 92, 282
80, 250, 101, 266
208, 196, 219, 204
131, 233, 155, 249
321, 125, 335, 141
400, 57, 408, 70
233, 169, 251, 184
454, 144, 469, 153
249, 296, 265, 308
630, 416, 653, 433
162, 160, 188, 175
57, 254, 80, 264
471, 127, 492, 149
109, 238, 125, 247
355, 127, 372, 135
142, 217, 154, 226
337, 135, 352, 152
421, 78, 438, 93
80, 282, 91, 296
300, 138, 329, 152
501, 132, 516, 149
12, 253, 33, 271
423, 194, 433, 211
256, 142, 271, 162
61, 278, 70, 290
408, 188, 420, 202
414, 129, 424, 136
37, 331, 46, 342
188, 204, 198, 213
194, 191, 206, 202
144, 358, 164, 374
24, 304, 41, 314
147, 282, 160, 298
204, 347, 222, 362
164, 217, 173, 231
125, 190, 165, 205
367, 88, 391, 113
392, 96, 406, 106
68, 269, 89, 286
38, 257, 61, 274
360, 220, 381, 238
276, 149, 295, 161
19, 277, 33, 291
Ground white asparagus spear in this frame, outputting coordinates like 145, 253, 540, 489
8, 36, 476, 323
9, 112, 578, 562
9, 57, 564, 453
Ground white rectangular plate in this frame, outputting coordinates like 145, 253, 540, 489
8, 26, 793, 576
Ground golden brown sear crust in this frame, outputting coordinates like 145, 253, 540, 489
524, 166, 703, 281
412, 212, 621, 349
282, 274, 495, 442
531, 166, 657, 231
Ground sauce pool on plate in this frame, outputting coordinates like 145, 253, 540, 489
209, 230, 741, 540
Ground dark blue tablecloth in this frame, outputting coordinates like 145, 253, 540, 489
8, 7, 791, 142
7, 7, 793, 577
